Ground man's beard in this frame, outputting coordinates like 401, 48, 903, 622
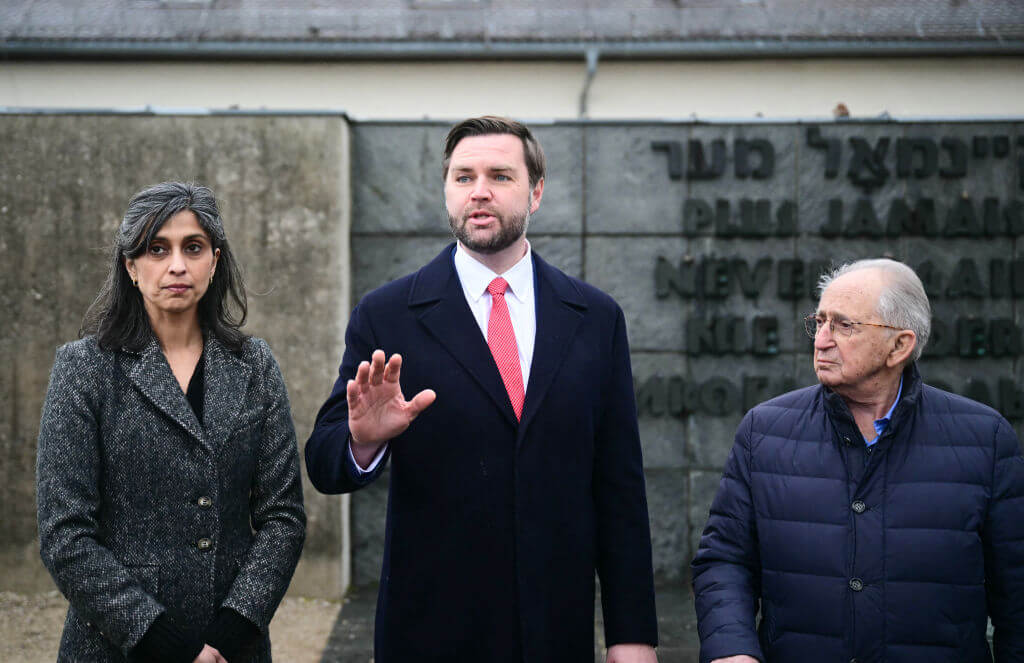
448, 206, 530, 255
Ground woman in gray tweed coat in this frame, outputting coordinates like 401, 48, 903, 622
36, 182, 306, 663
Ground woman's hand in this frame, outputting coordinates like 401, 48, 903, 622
193, 644, 228, 663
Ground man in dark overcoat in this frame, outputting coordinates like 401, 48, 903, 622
305, 116, 658, 663
692, 259, 1024, 663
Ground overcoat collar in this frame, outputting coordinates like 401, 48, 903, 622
408, 243, 587, 441
119, 333, 250, 453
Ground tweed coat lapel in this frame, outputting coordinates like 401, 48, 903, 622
202, 336, 251, 454
409, 245, 519, 427
121, 337, 206, 447
516, 252, 586, 444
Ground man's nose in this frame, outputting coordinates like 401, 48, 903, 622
470, 180, 492, 200
813, 322, 836, 349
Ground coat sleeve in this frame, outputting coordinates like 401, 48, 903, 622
593, 306, 659, 647
221, 340, 306, 629
36, 343, 166, 656
985, 417, 1024, 663
691, 412, 765, 663
305, 302, 391, 494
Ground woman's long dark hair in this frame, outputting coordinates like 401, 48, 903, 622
81, 182, 249, 352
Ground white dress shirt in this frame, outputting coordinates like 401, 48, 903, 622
351, 241, 537, 473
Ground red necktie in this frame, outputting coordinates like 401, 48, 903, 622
487, 277, 525, 421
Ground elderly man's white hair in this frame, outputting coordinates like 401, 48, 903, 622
817, 258, 931, 363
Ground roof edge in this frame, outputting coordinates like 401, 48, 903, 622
4, 38, 1024, 61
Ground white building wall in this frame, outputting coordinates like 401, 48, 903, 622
3, 57, 1023, 119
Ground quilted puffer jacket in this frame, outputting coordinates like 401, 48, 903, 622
692, 363, 1024, 663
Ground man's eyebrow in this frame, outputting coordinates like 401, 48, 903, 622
451, 164, 515, 172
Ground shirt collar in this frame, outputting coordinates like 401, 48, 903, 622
453, 240, 534, 304
871, 375, 904, 439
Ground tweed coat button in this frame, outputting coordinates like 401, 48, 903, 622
197, 537, 213, 551
851, 500, 866, 514
849, 578, 864, 591
197, 496, 213, 508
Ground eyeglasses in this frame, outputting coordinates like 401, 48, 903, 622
804, 314, 903, 339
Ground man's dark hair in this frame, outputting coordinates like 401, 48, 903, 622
81, 181, 249, 352
442, 116, 546, 188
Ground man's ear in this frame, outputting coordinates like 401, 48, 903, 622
887, 329, 917, 368
529, 177, 544, 214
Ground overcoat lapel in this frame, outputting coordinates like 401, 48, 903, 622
517, 253, 586, 443
202, 336, 251, 454
121, 337, 206, 448
409, 246, 519, 427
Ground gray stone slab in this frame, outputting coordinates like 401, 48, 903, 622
586, 236, 801, 353
643, 469, 690, 583
350, 472, 390, 588
900, 122, 1016, 202
352, 235, 453, 302
798, 122, 908, 236
587, 124, 799, 238
684, 355, 785, 469
585, 235, 690, 351
686, 413, 742, 472
0, 114, 350, 597
686, 124, 799, 239
585, 125, 694, 234
897, 237, 1014, 320
528, 125, 584, 235
688, 469, 726, 566
351, 123, 449, 233
631, 352, 688, 469
529, 235, 583, 279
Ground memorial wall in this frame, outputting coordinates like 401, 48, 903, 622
1, 115, 1020, 595
349, 120, 1024, 585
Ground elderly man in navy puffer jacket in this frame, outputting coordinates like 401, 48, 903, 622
692, 258, 1024, 663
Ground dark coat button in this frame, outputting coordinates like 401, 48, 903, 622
843, 435, 853, 446
851, 500, 867, 514
197, 496, 213, 508
849, 578, 864, 591
197, 537, 213, 550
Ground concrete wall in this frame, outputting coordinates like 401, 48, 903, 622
348, 119, 1024, 585
3, 57, 1024, 120
4, 114, 1022, 598
0, 113, 351, 598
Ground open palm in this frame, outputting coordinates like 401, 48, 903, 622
348, 350, 435, 448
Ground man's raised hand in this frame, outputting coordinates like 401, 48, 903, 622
348, 350, 435, 465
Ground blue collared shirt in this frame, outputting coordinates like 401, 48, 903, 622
865, 377, 903, 446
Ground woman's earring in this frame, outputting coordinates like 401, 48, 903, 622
131, 276, 138, 287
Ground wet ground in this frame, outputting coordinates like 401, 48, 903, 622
2, 584, 699, 662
